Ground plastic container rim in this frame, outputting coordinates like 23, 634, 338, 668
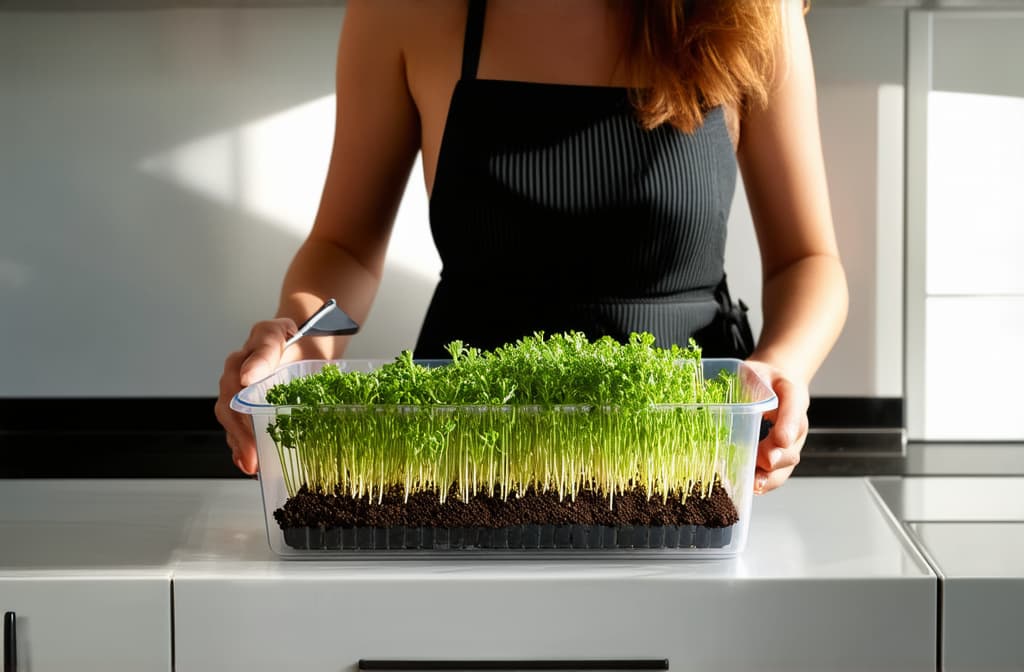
231, 357, 778, 416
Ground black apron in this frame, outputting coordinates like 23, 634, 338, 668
415, 0, 753, 360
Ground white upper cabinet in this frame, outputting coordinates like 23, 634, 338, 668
906, 9, 1024, 440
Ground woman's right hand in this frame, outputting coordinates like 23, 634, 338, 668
212, 0, 421, 474
215, 318, 298, 475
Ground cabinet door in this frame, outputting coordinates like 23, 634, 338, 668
910, 522, 1024, 672
0, 578, 170, 672
173, 573, 935, 672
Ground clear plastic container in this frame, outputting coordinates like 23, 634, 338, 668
232, 358, 777, 558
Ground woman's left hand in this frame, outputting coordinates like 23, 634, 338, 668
744, 360, 810, 494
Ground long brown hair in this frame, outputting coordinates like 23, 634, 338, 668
624, 0, 784, 132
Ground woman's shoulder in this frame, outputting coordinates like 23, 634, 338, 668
345, 0, 464, 49
343, 0, 463, 84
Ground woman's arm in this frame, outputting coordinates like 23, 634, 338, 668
274, 0, 422, 363
737, 0, 849, 492
217, 0, 422, 473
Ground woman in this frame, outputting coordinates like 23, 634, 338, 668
215, 0, 847, 495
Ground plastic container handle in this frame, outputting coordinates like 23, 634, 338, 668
3, 612, 15, 672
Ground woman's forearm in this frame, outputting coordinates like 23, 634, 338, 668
274, 235, 385, 361
750, 253, 848, 385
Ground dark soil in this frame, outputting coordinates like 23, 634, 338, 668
273, 481, 738, 530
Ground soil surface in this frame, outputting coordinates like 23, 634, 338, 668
273, 481, 738, 530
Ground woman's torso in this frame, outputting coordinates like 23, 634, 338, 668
402, 1, 739, 195
399, 0, 743, 358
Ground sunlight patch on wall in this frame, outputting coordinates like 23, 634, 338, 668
927, 90, 1024, 295
237, 96, 336, 236
138, 96, 333, 236
137, 95, 441, 284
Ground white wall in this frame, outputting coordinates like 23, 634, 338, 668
1, 9, 342, 396
1, 6, 904, 398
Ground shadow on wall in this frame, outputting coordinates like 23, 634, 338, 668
0, 8, 438, 397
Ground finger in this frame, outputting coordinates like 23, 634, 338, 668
227, 438, 257, 476
240, 320, 295, 387
762, 444, 802, 472
756, 464, 797, 494
219, 350, 247, 401
225, 430, 239, 458
757, 421, 807, 471
217, 404, 258, 475
236, 441, 259, 475
214, 357, 258, 475
767, 376, 809, 449
754, 468, 768, 493
214, 392, 248, 436
214, 399, 253, 454
216, 355, 253, 439
226, 414, 259, 476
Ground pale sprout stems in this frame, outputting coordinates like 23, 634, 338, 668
265, 334, 751, 509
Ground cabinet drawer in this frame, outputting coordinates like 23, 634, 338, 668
0, 578, 170, 672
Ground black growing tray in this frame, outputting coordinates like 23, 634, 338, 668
281, 524, 734, 551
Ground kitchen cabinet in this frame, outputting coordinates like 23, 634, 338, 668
0, 478, 943, 671
0, 481, 184, 671
910, 523, 1024, 671
872, 476, 1024, 671
171, 478, 937, 672
0, 581, 169, 672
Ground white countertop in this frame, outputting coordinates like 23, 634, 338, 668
871, 476, 1024, 522
1, 477, 940, 671
910, 522, 1024, 578
0, 477, 932, 581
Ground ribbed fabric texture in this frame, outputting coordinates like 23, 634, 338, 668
415, 0, 738, 358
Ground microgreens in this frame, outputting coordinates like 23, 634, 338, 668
265, 332, 745, 506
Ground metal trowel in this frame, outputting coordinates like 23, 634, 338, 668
283, 298, 360, 349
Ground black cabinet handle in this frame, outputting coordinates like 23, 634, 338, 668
3, 612, 15, 672
359, 661, 668, 671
